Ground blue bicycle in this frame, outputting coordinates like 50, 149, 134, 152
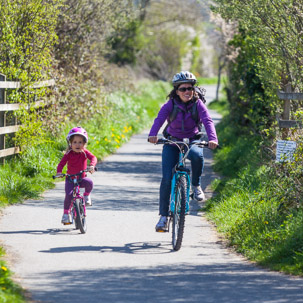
156, 137, 209, 251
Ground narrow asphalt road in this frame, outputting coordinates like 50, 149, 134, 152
1, 85, 303, 303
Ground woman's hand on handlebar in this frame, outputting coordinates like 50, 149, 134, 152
208, 140, 218, 150
148, 136, 158, 144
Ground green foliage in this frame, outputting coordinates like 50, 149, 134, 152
212, 0, 303, 136
137, 28, 190, 80
0, 249, 25, 302
223, 30, 279, 134
197, 76, 219, 85
212, 114, 261, 178
212, 0, 303, 86
55, 0, 138, 72
46, 0, 146, 139
208, 97, 229, 116
0, 0, 61, 80
191, 36, 202, 75
206, 111, 303, 275
107, 20, 144, 65
0, 0, 62, 148
207, 161, 303, 275
0, 143, 58, 205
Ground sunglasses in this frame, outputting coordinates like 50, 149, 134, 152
178, 87, 194, 92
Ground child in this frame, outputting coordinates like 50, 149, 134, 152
56, 127, 97, 224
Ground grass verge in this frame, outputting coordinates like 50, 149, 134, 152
0, 247, 25, 303
205, 103, 303, 276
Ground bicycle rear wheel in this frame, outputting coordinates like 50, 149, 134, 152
172, 174, 187, 251
75, 198, 87, 234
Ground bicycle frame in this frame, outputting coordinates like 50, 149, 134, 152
70, 176, 86, 217
169, 144, 191, 215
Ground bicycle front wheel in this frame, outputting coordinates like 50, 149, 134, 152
75, 198, 87, 234
172, 174, 187, 251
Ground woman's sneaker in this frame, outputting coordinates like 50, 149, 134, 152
61, 213, 71, 225
84, 195, 92, 206
155, 216, 168, 232
192, 185, 205, 201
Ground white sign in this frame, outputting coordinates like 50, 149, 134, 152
276, 140, 297, 162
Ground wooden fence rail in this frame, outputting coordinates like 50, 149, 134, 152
277, 84, 303, 137
0, 73, 55, 159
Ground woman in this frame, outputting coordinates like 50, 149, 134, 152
148, 71, 218, 232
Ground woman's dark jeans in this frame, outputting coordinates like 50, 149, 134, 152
159, 143, 204, 216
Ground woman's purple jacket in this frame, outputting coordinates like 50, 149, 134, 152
149, 97, 218, 142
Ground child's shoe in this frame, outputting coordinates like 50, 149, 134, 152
61, 213, 71, 225
84, 195, 92, 206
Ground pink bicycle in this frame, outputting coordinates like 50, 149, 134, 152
53, 167, 97, 233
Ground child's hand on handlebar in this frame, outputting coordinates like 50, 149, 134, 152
54, 173, 64, 179
88, 166, 95, 174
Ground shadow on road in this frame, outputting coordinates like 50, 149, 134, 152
29, 263, 303, 303
0, 229, 64, 235
39, 241, 172, 254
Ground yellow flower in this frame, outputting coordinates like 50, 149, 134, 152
264, 221, 268, 225
115, 139, 120, 144
96, 141, 99, 144
1, 266, 7, 271
111, 133, 115, 137
117, 135, 121, 139
104, 138, 108, 142
121, 134, 125, 138
111, 128, 115, 131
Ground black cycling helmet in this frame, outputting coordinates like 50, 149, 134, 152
172, 71, 197, 87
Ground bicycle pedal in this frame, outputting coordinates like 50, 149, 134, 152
63, 222, 72, 225
156, 228, 168, 233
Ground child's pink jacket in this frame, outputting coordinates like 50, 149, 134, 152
57, 149, 97, 176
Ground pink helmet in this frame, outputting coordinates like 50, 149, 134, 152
66, 127, 88, 143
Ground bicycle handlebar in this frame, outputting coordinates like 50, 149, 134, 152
52, 167, 98, 179
155, 137, 210, 148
